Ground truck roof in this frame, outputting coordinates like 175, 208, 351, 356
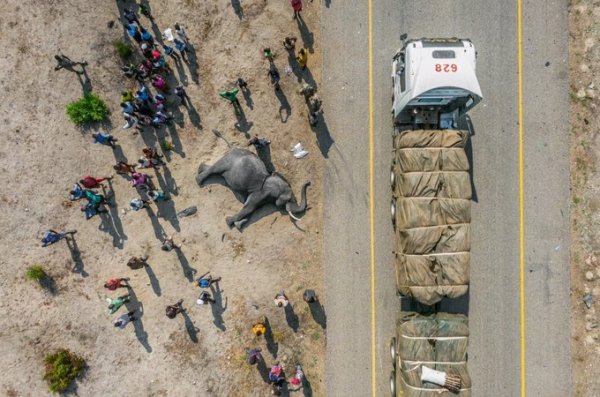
395, 39, 482, 113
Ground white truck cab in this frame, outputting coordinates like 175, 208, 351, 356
392, 38, 482, 129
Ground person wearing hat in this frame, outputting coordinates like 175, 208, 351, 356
165, 299, 184, 319
252, 317, 267, 336
197, 291, 215, 305
114, 311, 136, 329
274, 291, 289, 308
193, 272, 221, 288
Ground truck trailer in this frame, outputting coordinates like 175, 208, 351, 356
389, 38, 482, 397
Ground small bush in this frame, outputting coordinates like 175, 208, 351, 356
160, 140, 174, 151
66, 93, 109, 125
44, 349, 85, 393
25, 265, 46, 281
114, 39, 132, 58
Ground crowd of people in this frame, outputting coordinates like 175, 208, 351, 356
44, 0, 322, 394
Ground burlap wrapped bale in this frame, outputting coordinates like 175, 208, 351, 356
392, 130, 471, 305
395, 313, 472, 397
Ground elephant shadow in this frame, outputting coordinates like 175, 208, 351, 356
200, 174, 289, 231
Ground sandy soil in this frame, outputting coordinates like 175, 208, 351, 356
569, 0, 600, 395
0, 0, 325, 396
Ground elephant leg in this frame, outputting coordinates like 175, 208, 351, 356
226, 191, 268, 229
196, 163, 213, 186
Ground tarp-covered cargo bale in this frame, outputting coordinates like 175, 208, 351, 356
396, 253, 470, 305
392, 130, 471, 305
394, 313, 472, 397
395, 148, 470, 173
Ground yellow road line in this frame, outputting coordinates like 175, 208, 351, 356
517, 0, 526, 395
367, 0, 376, 396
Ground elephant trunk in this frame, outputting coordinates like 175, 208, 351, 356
285, 181, 311, 219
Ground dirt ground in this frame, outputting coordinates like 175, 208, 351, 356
0, 0, 325, 396
569, 0, 600, 395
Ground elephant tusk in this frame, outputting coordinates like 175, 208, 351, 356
288, 210, 302, 221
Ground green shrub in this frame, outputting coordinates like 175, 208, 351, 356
66, 93, 109, 125
25, 265, 46, 281
160, 140, 173, 151
44, 350, 85, 393
114, 39, 132, 58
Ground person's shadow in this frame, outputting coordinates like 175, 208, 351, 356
231, 0, 243, 19
264, 316, 278, 358
143, 263, 161, 296
275, 87, 291, 123
302, 374, 314, 397
175, 248, 196, 281
308, 301, 327, 329
181, 308, 199, 343
65, 234, 88, 277
125, 288, 152, 352
284, 304, 300, 332
234, 105, 253, 135
210, 283, 227, 331
310, 114, 334, 158
256, 354, 270, 383
99, 181, 127, 248
296, 15, 314, 53
240, 84, 254, 109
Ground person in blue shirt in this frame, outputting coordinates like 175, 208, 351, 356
92, 131, 117, 147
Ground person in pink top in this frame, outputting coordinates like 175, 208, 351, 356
131, 172, 149, 188
290, 0, 303, 19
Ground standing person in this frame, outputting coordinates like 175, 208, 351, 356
303, 289, 317, 303
151, 74, 169, 92
160, 235, 181, 251
174, 85, 190, 106
219, 88, 240, 107
174, 23, 189, 44
121, 90, 134, 103
84, 190, 109, 207
267, 65, 281, 90
41, 230, 76, 247
131, 172, 151, 188
283, 36, 297, 51
269, 362, 286, 394
163, 44, 180, 61
140, 27, 155, 46
296, 48, 308, 70
80, 175, 112, 189
127, 255, 148, 270
121, 101, 136, 114
81, 201, 108, 220
197, 291, 215, 305
263, 47, 275, 63
274, 291, 289, 308
104, 277, 129, 291
290, 0, 303, 19
148, 189, 169, 203
127, 23, 142, 43
165, 299, 184, 319
289, 364, 304, 391
69, 183, 85, 201
246, 347, 263, 365
123, 113, 139, 129
123, 7, 139, 25
114, 311, 136, 329
193, 272, 221, 288
113, 161, 137, 175
92, 131, 117, 147
130, 197, 150, 211
237, 78, 248, 90
107, 294, 130, 314
252, 317, 267, 336
173, 39, 188, 62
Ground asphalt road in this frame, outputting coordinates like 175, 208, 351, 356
322, 1, 571, 396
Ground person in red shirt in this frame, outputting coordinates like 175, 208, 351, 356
79, 175, 112, 189
290, 0, 303, 19
103, 277, 129, 291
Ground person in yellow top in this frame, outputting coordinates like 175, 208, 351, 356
296, 48, 308, 70
252, 317, 267, 336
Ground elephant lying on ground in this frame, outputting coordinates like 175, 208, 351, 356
196, 148, 310, 229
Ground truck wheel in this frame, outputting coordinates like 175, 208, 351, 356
390, 337, 397, 366
390, 167, 396, 189
390, 371, 397, 397
390, 199, 396, 228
